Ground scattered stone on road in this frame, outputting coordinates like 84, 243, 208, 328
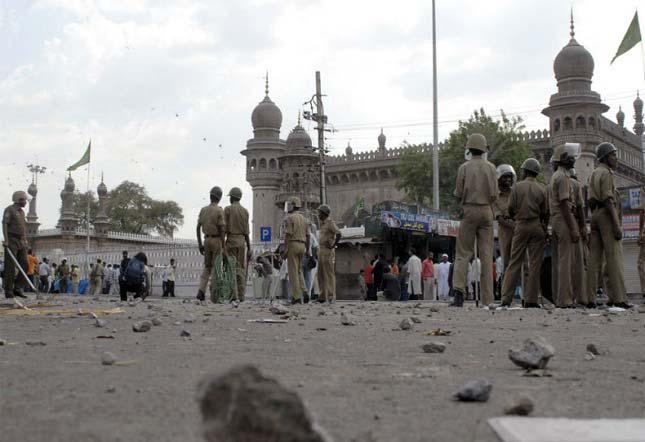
422, 342, 446, 353
180, 330, 191, 337
151, 318, 162, 326
504, 395, 534, 416
184, 315, 196, 323
106, 385, 116, 393
454, 379, 492, 402
101, 351, 117, 366
95, 318, 107, 328
198, 365, 328, 442
341, 312, 356, 326
586, 343, 600, 356
399, 318, 413, 330
508, 337, 554, 370
0, 339, 6, 346
132, 321, 152, 333
410, 316, 422, 324
25, 341, 46, 346
584, 352, 596, 361
270, 304, 288, 315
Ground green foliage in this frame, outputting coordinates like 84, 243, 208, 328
71, 180, 184, 237
396, 109, 533, 214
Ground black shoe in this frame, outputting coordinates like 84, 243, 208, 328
13, 289, 27, 299
524, 302, 541, 308
449, 290, 464, 307
586, 302, 597, 309
303, 294, 310, 304
317, 298, 326, 303
612, 302, 633, 309
162, 295, 168, 298
500, 301, 511, 307
196, 290, 205, 301
5, 294, 14, 299
291, 298, 301, 305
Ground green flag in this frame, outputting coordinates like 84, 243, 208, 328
353, 197, 365, 216
611, 11, 641, 64
67, 140, 91, 171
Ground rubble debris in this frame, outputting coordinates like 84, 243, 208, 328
151, 318, 162, 326
504, 395, 534, 416
101, 351, 117, 366
508, 337, 554, 370
341, 312, 356, 326
399, 318, 413, 330
180, 330, 191, 337
132, 321, 152, 333
198, 365, 328, 442
586, 343, 600, 356
422, 342, 447, 353
454, 379, 492, 402
25, 341, 46, 346
95, 318, 107, 328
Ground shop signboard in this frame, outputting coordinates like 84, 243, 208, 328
622, 214, 640, 239
620, 187, 643, 211
436, 219, 460, 237
380, 211, 437, 233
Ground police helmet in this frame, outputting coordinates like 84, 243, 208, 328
289, 196, 302, 208
520, 158, 541, 175
595, 142, 617, 161
317, 204, 331, 216
465, 133, 488, 152
228, 187, 242, 199
12, 191, 28, 203
209, 186, 223, 199
496, 164, 516, 181
552, 142, 580, 162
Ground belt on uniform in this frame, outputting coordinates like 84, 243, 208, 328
227, 233, 244, 236
204, 235, 220, 238
516, 217, 539, 221
288, 239, 306, 244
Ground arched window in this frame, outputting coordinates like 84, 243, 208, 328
250, 159, 257, 171
588, 117, 596, 129
553, 119, 561, 132
341, 174, 349, 184
576, 115, 586, 129
259, 158, 267, 169
331, 175, 340, 185
350, 174, 359, 183
563, 117, 573, 130
293, 173, 300, 191
269, 159, 277, 169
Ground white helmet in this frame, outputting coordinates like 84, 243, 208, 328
496, 164, 517, 183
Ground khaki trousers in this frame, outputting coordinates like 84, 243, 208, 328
572, 240, 588, 304
317, 247, 336, 301
551, 216, 574, 307
3, 239, 28, 294
638, 242, 645, 294
423, 277, 436, 300
199, 237, 222, 293
287, 241, 306, 301
499, 224, 514, 271
90, 277, 102, 295
454, 205, 494, 305
501, 219, 545, 305
586, 209, 626, 304
226, 235, 247, 301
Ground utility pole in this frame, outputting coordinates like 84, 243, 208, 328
303, 71, 328, 205
432, 0, 440, 211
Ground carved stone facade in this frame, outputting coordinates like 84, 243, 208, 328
242, 19, 645, 239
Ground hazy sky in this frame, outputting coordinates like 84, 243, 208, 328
1, 0, 643, 239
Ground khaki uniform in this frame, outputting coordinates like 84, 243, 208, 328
2, 204, 29, 294
225, 201, 250, 301
548, 166, 575, 307
569, 177, 588, 305
501, 177, 547, 305
198, 202, 225, 298
58, 263, 70, 294
494, 189, 513, 273
90, 262, 104, 295
453, 156, 498, 305
317, 218, 340, 302
586, 163, 627, 304
285, 211, 308, 301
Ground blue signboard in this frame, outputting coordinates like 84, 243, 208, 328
380, 211, 437, 233
260, 226, 272, 242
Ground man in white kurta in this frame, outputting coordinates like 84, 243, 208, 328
437, 254, 451, 301
406, 250, 422, 300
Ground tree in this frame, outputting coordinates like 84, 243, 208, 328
397, 108, 533, 214
71, 180, 184, 236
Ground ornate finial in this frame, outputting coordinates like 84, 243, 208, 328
68, 171, 71, 178
297, 110, 301, 126
380, 127, 384, 134
265, 70, 269, 96
101, 171, 104, 183
570, 7, 575, 39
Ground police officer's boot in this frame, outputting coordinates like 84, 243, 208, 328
449, 289, 464, 307
196, 290, 205, 302
13, 288, 27, 299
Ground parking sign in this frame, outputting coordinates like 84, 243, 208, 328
260, 226, 272, 242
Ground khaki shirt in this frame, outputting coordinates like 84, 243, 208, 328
569, 176, 585, 222
493, 189, 511, 220
285, 212, 308, 243
319, 218, 340, 249
3, 204, 26, 238
95, 263, 105, 277
454, 157, 498, 205
548, 166, 573, 218
589, 163, 620, 213
198, 203, 225, 236
509, 177, 547, 221
58, 263, 70, 278
224, 202, 250, 236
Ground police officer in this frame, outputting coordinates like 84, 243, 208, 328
586, 142, 631, 308
569, 168, 590, 307
2, 191, 29, 299
451, 133, 498, 307
638, 186, 645, 295
494, 164, 516, 278
282, 196, 310, 305
316, 204, 341, 303
548, 143, 579, 308
224, 187, 251, 302
196, 186, 226, 302
500, 158, 548, 307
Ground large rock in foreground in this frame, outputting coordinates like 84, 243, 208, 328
508, 337, 555, 370
198, 365, 328, 442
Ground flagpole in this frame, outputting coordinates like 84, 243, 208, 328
86, 141, 91, 280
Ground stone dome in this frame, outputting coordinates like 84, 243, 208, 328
27, 182, 37, 196
64, 176, 75, 192
251, 96, 282, 130
553, 38, 594, 81
285, 124, 313, 152
97, 180, 108, 197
